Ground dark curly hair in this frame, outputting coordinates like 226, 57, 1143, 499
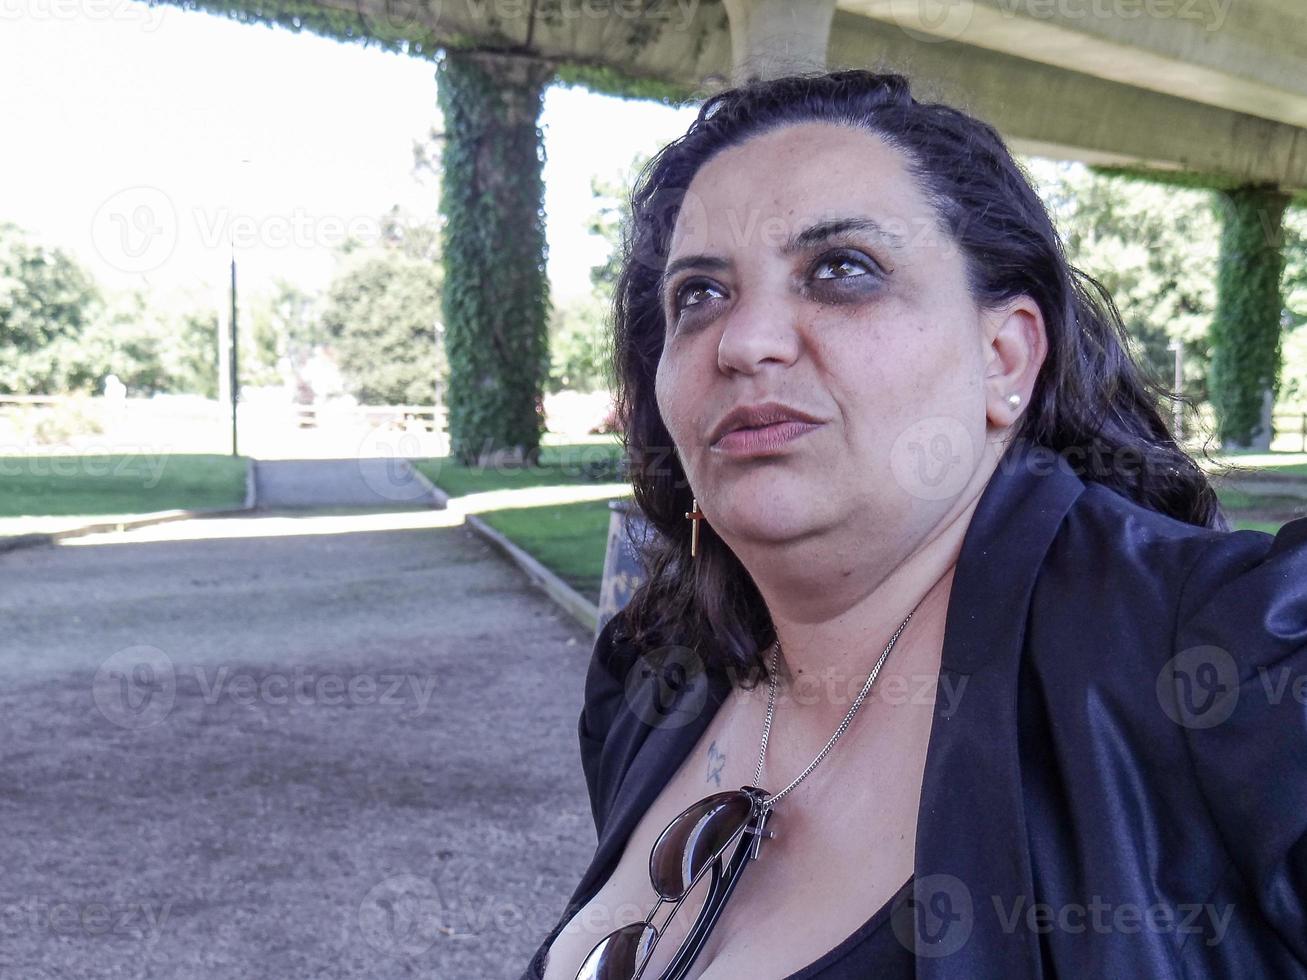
607, 68, 1233, 689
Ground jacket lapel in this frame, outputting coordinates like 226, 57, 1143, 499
577, 651, 734, 903
568, 436, 1088, 979
910, 436, 1086, 977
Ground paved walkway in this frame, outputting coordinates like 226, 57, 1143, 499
254, 458, 443, 509
0, 510, 597, 978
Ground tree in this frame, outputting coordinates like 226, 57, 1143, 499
246, 279, 321, 388
165, 307, 221, 399
74, 289, 173, 396
1027, 159, 1222, 399
0, 221, 102, 394
587, 155, 647, 308
319, 246, 445, 406
548, 292, 613, 394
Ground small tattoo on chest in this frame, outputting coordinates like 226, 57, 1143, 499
706, 739, 726, 786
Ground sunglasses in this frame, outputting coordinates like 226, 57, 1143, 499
574, 784, 775, 980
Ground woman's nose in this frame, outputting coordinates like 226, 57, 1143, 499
715, 289, 802, 375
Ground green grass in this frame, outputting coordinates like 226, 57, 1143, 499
1199, 453, 1307, 478
0, 454, 248, 517
1213, 489, 1307, 512
420, 439, 1307, 603
413, 442, 631, 606
477, 499, 615, 603
1230, 519, 1300, 534
413, 440, 625, 497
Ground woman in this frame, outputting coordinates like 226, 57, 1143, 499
526, 69, 1307, 979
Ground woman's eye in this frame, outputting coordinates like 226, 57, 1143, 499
673, 280, 722, 313
813, 252, 875, 281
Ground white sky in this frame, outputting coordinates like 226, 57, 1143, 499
0, 3, 701, 312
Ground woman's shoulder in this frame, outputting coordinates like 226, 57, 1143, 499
1055, 478, 1303, 599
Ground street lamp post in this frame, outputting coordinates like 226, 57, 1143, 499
226, 157, 251, 458
229, 243, 239, 457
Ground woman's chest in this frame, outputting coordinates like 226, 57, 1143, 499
543, 686, 937, 979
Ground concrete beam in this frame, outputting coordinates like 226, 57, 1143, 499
822, 10, 1307, 191
158, 0, 1307, 190
838, 0, 1307, 128
721, 0, 838, 83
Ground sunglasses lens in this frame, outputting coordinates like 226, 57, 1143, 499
575, 921, 657, 980
649, 790, 753, 900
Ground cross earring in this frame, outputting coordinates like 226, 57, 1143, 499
685, 497, 705, 558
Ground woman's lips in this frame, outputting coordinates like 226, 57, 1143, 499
710, 420, 823, 456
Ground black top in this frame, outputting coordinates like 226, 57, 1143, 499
523, 873, 916, 980
526, 437, 1307, 978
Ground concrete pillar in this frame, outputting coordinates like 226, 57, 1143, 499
435, 50, 554, 467
1209, 185, 1292, 452
721, 0, 837, 84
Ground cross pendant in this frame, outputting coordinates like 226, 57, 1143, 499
685, 497, 704, 557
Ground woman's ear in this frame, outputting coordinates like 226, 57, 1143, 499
983, 295, 1047, 429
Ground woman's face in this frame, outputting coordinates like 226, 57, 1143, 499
654, 121, 1035, 553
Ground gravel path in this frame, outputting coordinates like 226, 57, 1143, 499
0, 516, 598, 979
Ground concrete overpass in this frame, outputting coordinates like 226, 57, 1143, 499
154, 0, 1307, 449
164, 0, 1307, 193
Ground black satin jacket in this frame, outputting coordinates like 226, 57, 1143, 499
526, 437, 1307, 979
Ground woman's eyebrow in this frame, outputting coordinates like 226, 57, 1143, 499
660, 215, 904, 292
780, 216, 906, 254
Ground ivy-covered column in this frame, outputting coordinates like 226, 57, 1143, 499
1209, 185, 1292, 451
436, 49, 554, 467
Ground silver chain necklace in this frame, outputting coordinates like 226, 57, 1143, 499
752, 602, 921, 811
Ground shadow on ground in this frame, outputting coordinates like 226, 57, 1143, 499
0, 517, 598, 979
